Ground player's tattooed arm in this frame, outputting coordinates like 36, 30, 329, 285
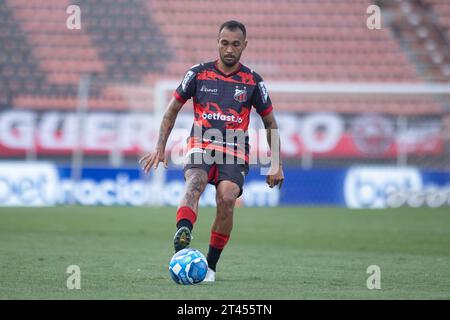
139, 97, 184, 173
262, 112, 284, 189
156, 97, 184, 151
262, 112, 279, 149
262, 112, 282, 163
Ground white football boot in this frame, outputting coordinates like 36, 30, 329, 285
203, 268, 216, 283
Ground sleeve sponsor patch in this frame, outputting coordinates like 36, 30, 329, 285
181, 70, 195, 92
258, 81, 268, 104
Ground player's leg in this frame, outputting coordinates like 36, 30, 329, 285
206, 180, 241, 275
174, 168, 208, 252
179, 168, 208, 221
204, 158, 247, 281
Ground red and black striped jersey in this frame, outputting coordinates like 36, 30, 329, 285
174, 60, 273, 162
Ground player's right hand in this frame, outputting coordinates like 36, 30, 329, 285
139, 149, 168, 173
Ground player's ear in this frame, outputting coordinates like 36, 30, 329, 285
242, 40, 248, 50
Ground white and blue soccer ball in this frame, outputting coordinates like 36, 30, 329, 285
169, 248, 208, 285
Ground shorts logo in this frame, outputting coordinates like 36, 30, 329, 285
258, 81, 268, 104
234, 86, 247, 102
181, 70, 195, 92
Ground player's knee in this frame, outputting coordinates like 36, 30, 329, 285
217, 192, 237, 211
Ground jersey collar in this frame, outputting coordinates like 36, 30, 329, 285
214, 60, 242, 77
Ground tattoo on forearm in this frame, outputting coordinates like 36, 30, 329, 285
157, 110, 176, 149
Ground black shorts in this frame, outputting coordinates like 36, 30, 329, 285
183, 149, 249, 197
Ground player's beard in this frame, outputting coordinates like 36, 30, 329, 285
221, 52, 241, 67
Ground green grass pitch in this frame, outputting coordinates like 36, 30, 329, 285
0, 206, 449, 299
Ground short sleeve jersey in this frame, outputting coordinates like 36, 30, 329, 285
174, 60, 273, 162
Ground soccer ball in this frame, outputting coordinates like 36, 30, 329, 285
169, 248, 208, 285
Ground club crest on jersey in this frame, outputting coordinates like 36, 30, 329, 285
234, 86, 247, 102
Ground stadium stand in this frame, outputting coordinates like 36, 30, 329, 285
3, 0, 170, 110
0, 0, 48, 108
423, 0, 450, 78
149, 0, 420, 82
0, 0, 447, 114
381, 0, 450, 82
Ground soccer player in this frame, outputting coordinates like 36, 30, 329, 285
140, 20, 284, 282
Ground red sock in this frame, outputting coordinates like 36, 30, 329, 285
176, 206, 197, 230
207, 231, 230, 271
209, 231, 230, 250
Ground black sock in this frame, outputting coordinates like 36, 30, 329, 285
176, 219, 193, 232
206, 245, 223, 271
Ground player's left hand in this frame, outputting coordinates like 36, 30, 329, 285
138, 148, 168, 174
266, 164, 284, 189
